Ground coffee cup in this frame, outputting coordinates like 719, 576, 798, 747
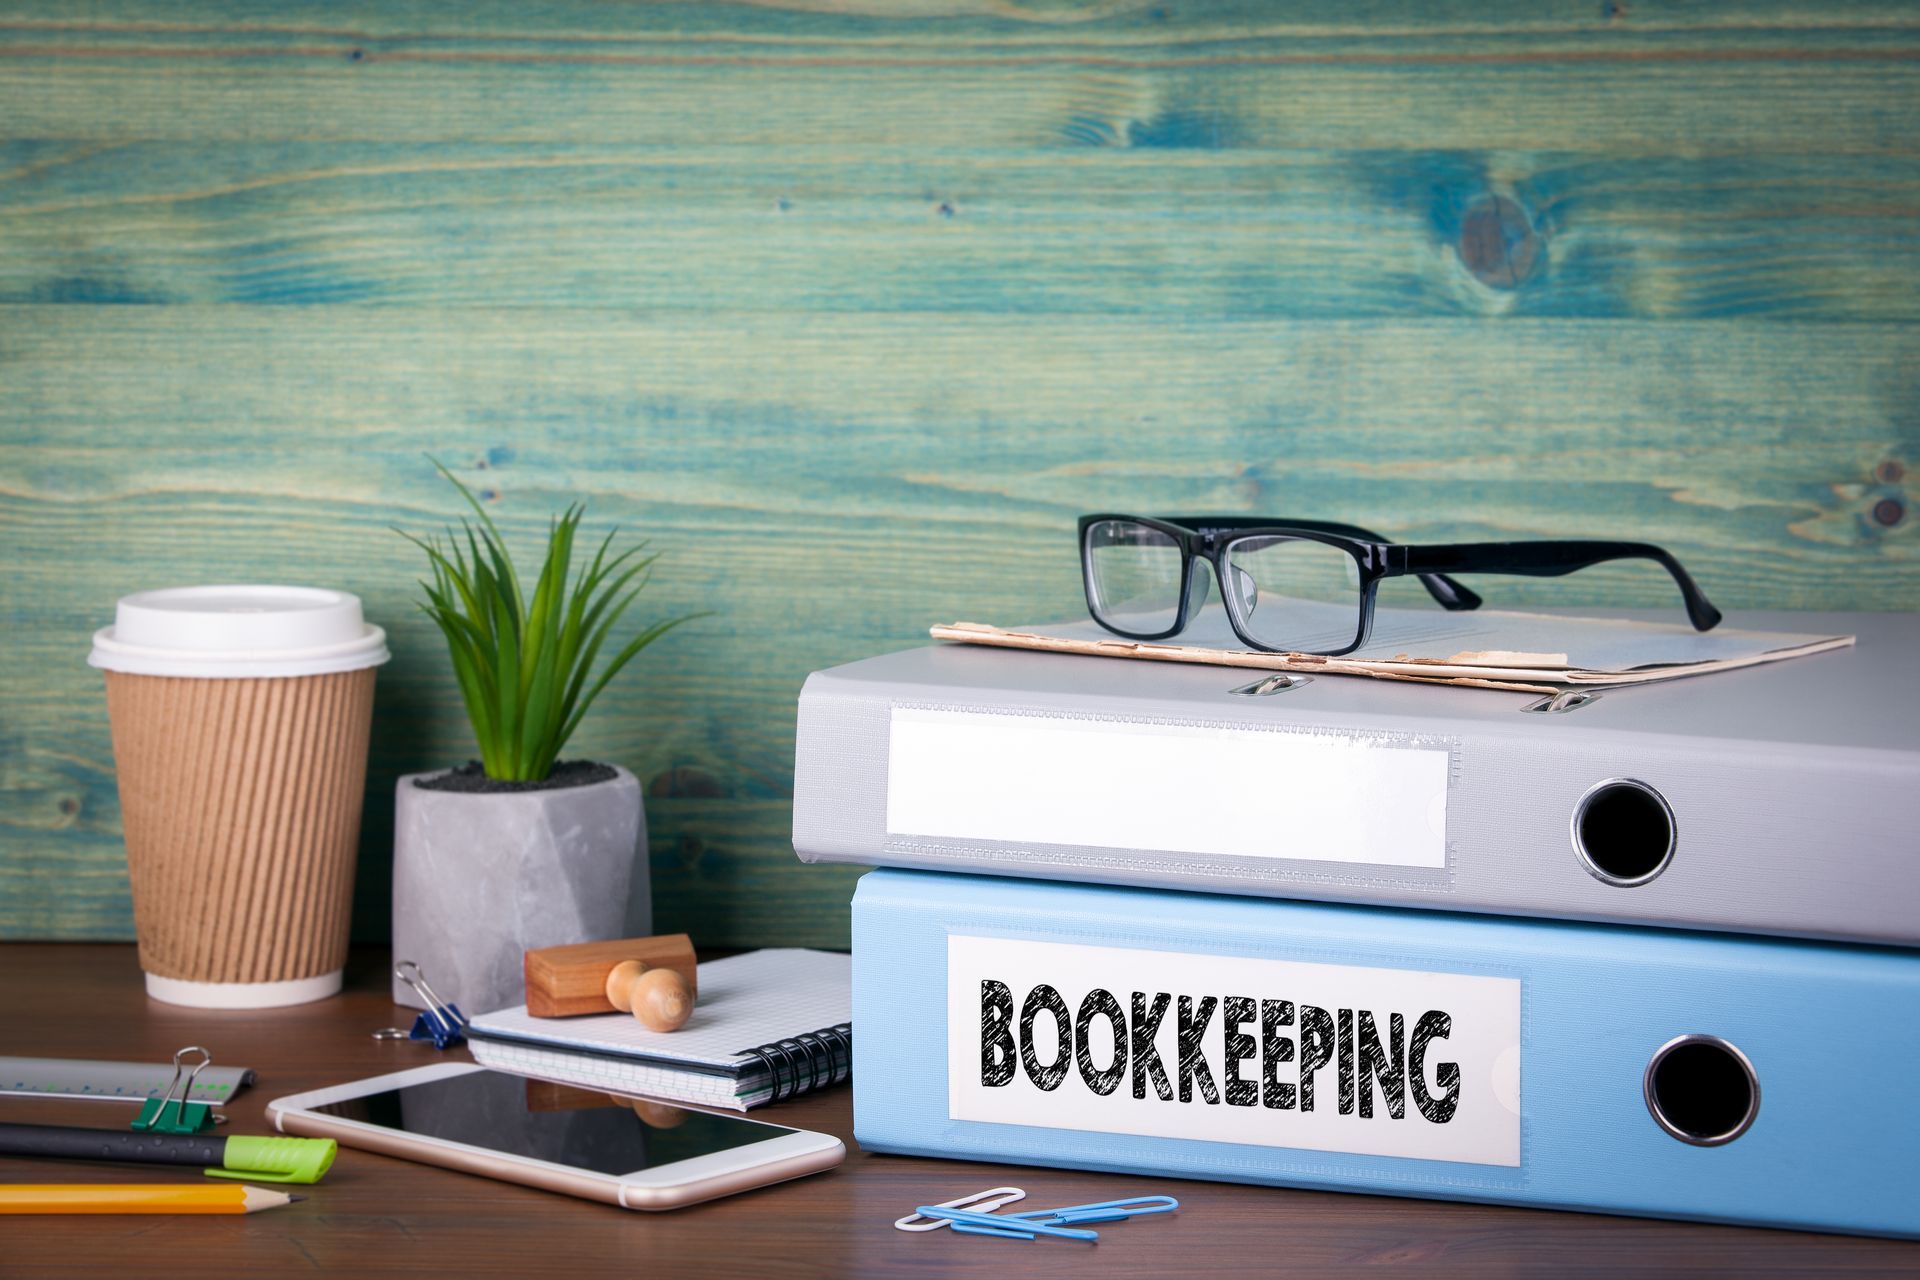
89, 586, 388, 1008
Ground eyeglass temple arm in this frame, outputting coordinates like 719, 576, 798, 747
1161, 517, 1483, 612
1396, 541, 1723, 632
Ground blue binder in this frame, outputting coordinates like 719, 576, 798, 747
852, 869, 1920, 1238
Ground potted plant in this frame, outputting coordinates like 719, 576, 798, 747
389, 462, 700, 1014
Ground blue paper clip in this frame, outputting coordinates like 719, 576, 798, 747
912, 1205, 1098, 1242
951, 1220, 1057, 1241
393, 961, 467, 1050
1010, 1195, 1180, 1227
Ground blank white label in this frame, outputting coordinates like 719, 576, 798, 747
948, 935, 1522, 1167
887, 708, 1448, 868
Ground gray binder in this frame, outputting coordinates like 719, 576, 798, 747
792, 611, 1918, 946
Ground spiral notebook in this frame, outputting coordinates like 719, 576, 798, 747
465, 949, 852, 1111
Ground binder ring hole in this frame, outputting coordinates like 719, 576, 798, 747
1644, 1034, 1759, 1146
1571, 778, 1675, 886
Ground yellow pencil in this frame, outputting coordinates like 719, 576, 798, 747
0, 1184, 303, 1214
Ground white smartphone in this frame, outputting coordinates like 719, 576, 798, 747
267, 1062, 844, 1210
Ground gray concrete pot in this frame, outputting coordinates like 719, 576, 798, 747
390, 764, 651, 1015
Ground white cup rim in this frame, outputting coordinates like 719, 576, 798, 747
90, 624, 391, 678
90, 585, 390, 678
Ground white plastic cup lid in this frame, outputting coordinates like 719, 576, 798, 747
89, 585, 391, 679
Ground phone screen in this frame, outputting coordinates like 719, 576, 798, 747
313, 1069, 798, 1176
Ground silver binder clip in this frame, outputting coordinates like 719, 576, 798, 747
1229, 673, 1313, 696
1521, 689, 1603, 715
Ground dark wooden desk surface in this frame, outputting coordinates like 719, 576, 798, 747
3, 944, 1915, 1278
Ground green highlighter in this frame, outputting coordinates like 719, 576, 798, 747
207, 1135, 337, 1184
0, 1123, 336, 1184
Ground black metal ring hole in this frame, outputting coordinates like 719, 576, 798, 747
1576, 781, 1673, 884
1647, 1039, 1757, 1144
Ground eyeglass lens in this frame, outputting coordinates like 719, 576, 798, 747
1084, 519, 1184, 634
1221, 536, 1367, 652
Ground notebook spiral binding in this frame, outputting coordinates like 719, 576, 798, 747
739, 1022, 853, 1104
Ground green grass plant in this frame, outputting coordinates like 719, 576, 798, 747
400, 461, 703, 782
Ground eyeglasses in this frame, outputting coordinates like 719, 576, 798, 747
1079, 515, 1722, 657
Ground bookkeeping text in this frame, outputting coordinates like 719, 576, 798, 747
979, 981, 1460, 1123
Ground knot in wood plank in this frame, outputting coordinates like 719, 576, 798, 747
1458, 195, 1541, 290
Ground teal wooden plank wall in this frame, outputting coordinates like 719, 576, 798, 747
1, 2, 1916, 948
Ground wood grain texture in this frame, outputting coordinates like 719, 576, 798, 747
2, 1, 1917, 945
3, 144, 1918, 318
3, 943, 1917, 1277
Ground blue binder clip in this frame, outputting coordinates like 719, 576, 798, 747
392, 961, 467, 1050
131, 1046, 222, 1135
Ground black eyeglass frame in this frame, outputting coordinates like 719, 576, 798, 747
1078, 514, 1722, 658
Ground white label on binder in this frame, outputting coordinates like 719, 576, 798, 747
888, 708, 1448, 868
947, 935, 1521, 1167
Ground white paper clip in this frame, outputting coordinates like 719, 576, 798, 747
894, 1186, 1026, 1232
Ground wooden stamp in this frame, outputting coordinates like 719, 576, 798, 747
523, 933, 698, 1031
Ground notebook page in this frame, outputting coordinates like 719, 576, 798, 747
467, 949, 850, 1071
465, 1039, 751, 1110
